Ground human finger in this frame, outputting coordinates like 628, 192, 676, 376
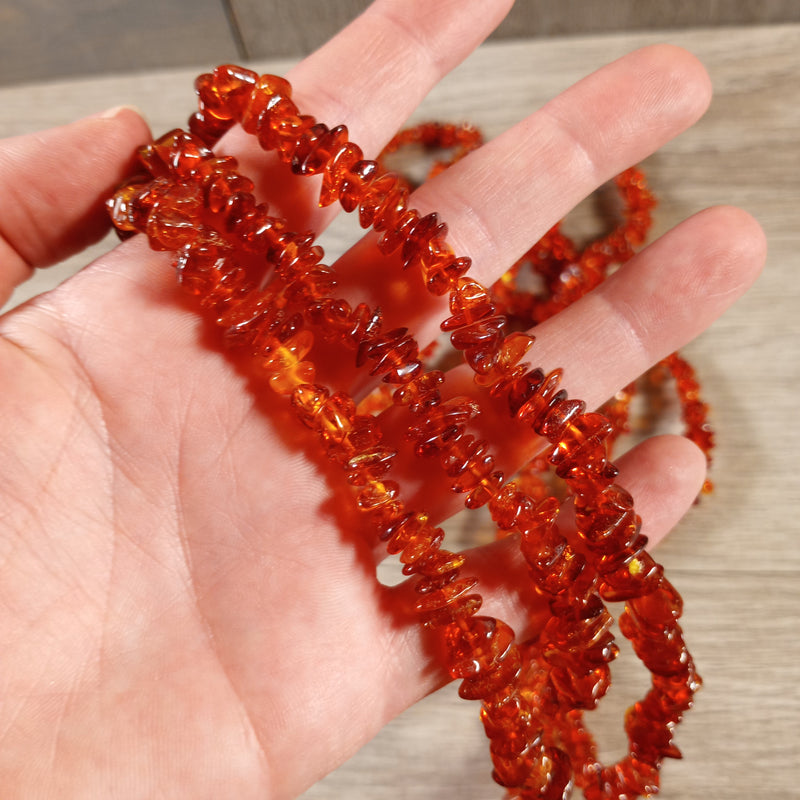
348, 204, 763, 544
491, 204, 767, 413
218, 0, 514, 229
326, 43, 713, 348
0, 107, 151, 308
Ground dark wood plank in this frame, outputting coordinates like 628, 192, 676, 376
230, 0, 800, 59
495, 0, 800, 39
0, 0, 240, 87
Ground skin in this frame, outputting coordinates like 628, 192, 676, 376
0, 1, 766, 797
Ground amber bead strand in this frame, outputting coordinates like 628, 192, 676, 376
491, 164, 713, 489
238, 72, 700, 796
184, 73, 651, 796
177, 67, 700, 800
203, 74, 701, 799
108, 67, 700, 800
111, 122, 577, 795
109, 122, 545, 788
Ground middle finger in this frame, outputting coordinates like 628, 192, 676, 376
329, 44, 713, 349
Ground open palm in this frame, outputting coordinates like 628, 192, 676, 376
0, 2, 765, 798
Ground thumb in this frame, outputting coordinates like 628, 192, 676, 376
0, 106, 150, 306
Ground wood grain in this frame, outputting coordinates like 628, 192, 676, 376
0, 0, 239, 87
230, 0, 800, 59
0, 21, 798, 800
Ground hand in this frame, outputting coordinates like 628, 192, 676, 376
0, 1, 765, 797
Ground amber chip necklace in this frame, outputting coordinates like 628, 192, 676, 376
108, 65, 709, 800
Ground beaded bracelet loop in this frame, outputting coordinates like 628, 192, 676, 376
108, 64, 705, 800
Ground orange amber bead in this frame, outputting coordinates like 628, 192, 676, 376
357, 172, 407, 231
415, 576, 482, 627
258, 329, 315, 394
111, 71, 705, 798
196, 64, 258, 122
319, 144, 365, 208
443, 615, 518, 681
314, 392, 356, 444
357, 479, 401, 511
449, 314, 508, 375
392, 369, 444, 412
403, 548, 466, 578
292, 123, 349, 176
405, 397, 480, 457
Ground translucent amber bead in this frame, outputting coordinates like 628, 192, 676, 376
392, 370, 444, 412
415, 576, 482, 627
450, 315, 508, 375
596, 536, 657, 595
240, 75, 294, 134
459, 638, 522, 700
188, 109, 234, 146
422, 251, 472, 296
197, 266, 251, 311
363, 327, 421, 384
405, 397, 480, 457
340, 413, 382, 454
465, 471, 505, 509
290, 383, 330, 427
480, 691, 538, 748
474, 332, 536, 389
491, 740, 542, 789
401, 212, 447, 266
315, 392, 356, 444
267, 111, 317, 162
377, 207, 420, 255
149, 129, 214, 178
624, 701, 681, 767
530, 546, 589, 598
259, 329, 315, 394
196, 64, 258, 122
626, 579, 683, 631
628, 625, 689, 678
653, 665, 701, 715
381, 510, 430, 547
218, 288, 282, 351
319, 144, 365, 208
515, 369, 564, 428
147, 204, 200, 250
537, 398, 587, 441
292, 123, 349, 176
357, 172, 407, 230
402, 548, 465, 578
441, 277, 497, 332
367, 499, 406, 531
106, 176, 151, 232
489, 482, 534, 531
251, 92, 297, 149
174, 236, 234, 295
357, 479, 400, 511
505, 368, 545, 417
205, 169, 255, 214
443, 616, 516, 680
550, 412, 615, 476
576, 481, 631, 525
339, 156, 380, 211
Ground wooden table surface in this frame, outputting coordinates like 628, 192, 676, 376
1, 22, 798, 800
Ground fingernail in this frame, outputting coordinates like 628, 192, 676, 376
88, 104, 145, 121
